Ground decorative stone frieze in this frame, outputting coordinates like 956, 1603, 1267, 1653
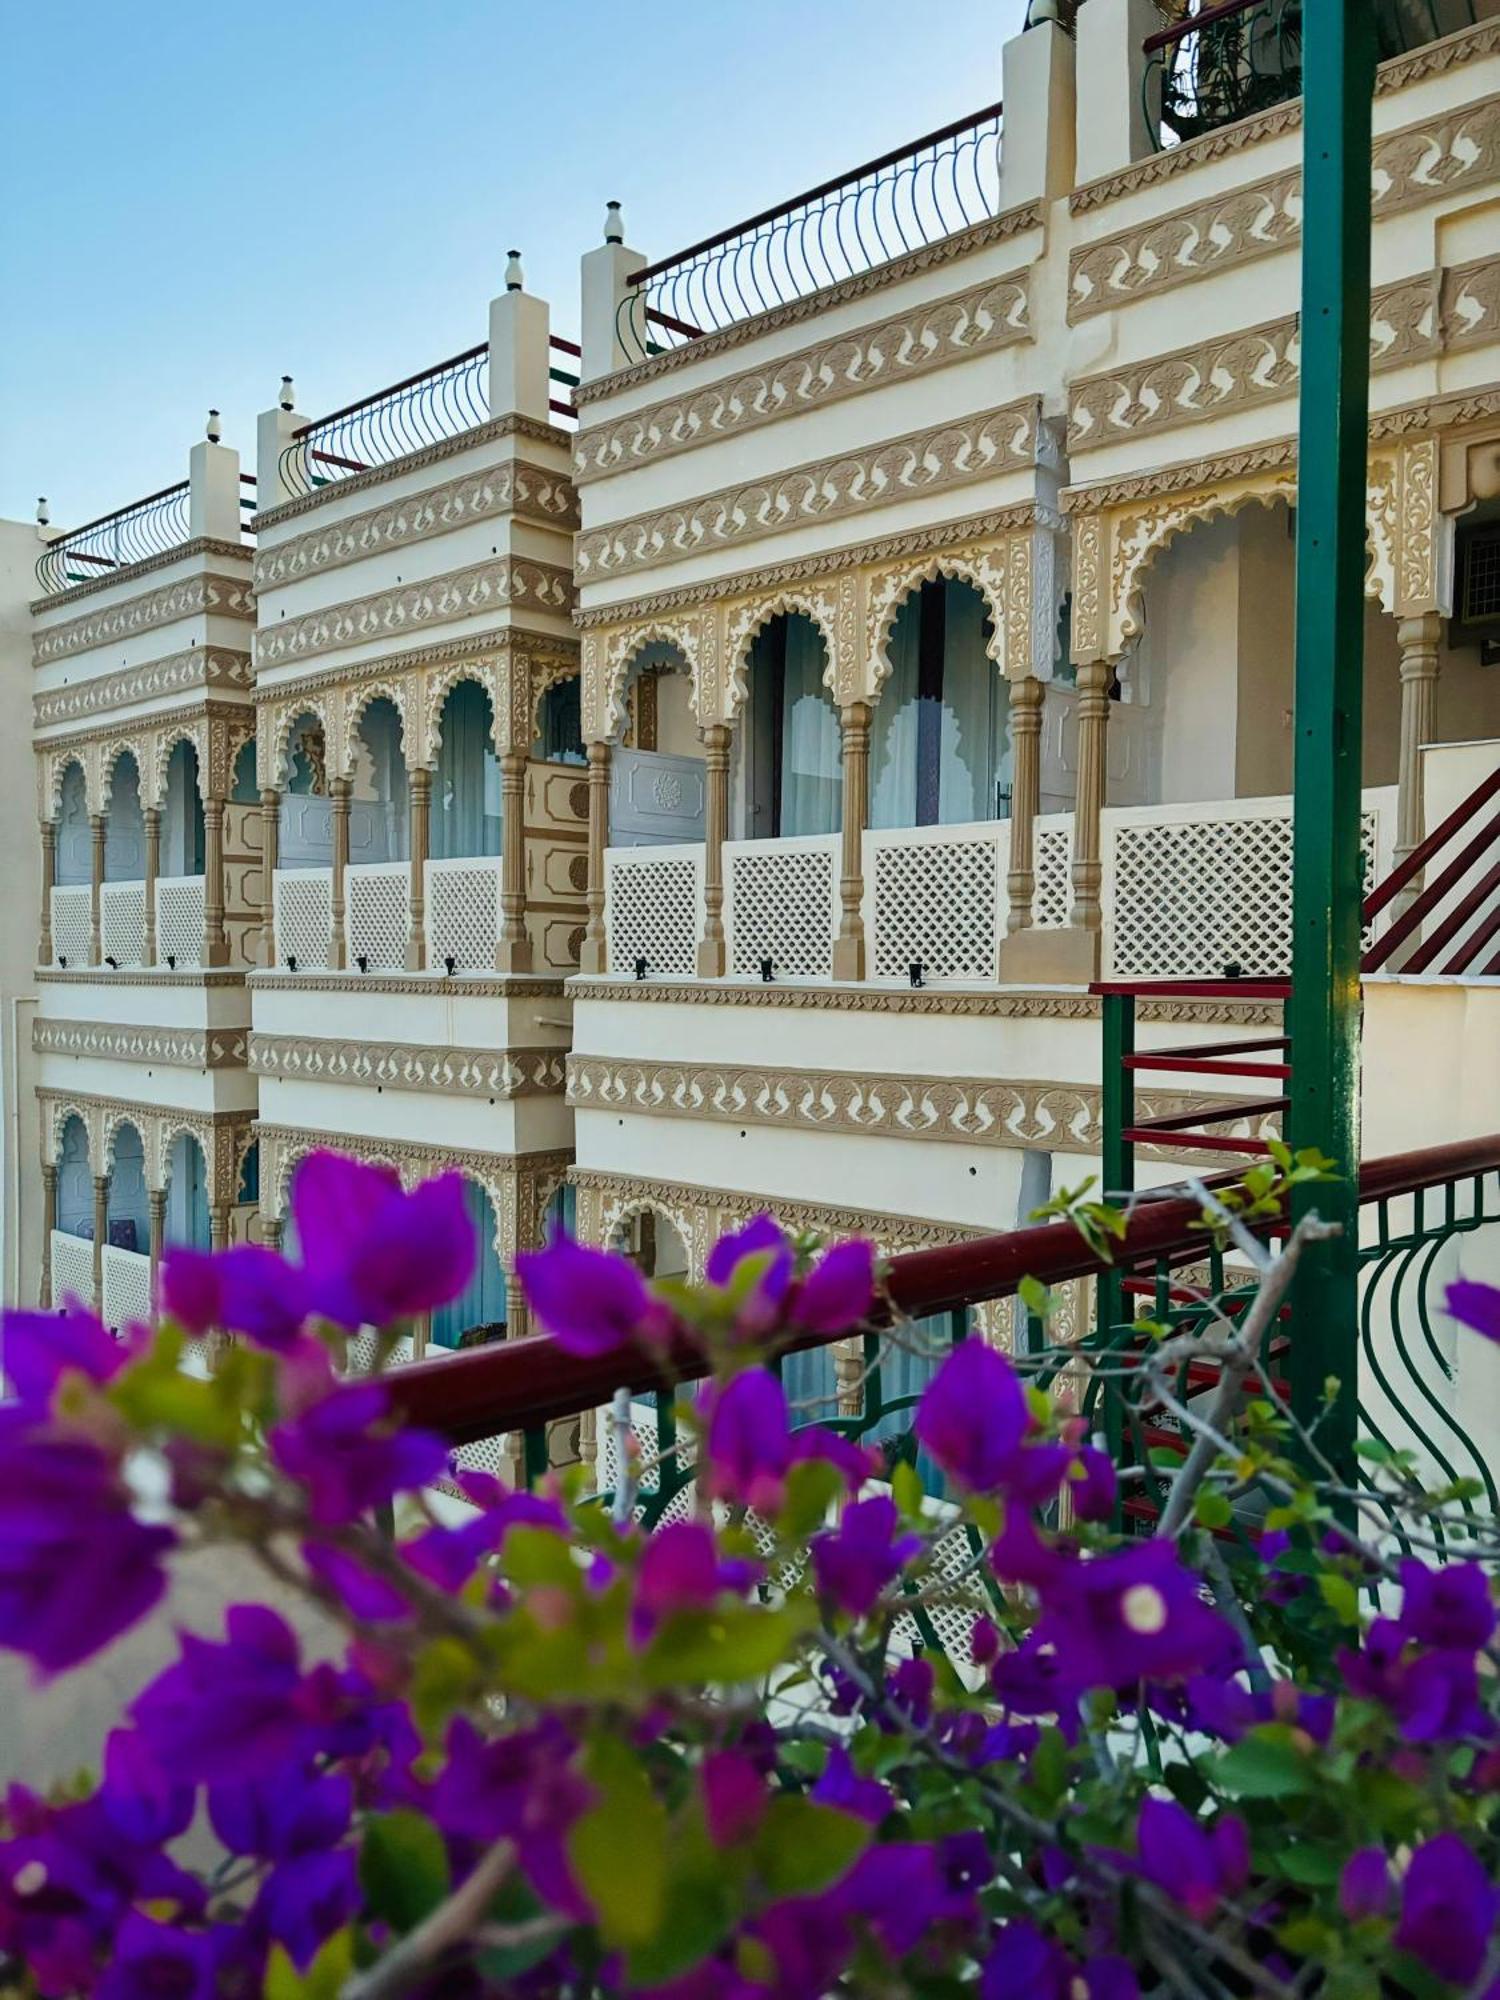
33, 1019, 247, 1069
30, 539, 251, 616
33, 572, 255, 666
252, 557, 574, 671
248, 1035, 565, 1097
39, 698, 252, 814
570, 979, 1277, 1024
33, 647, 253, 732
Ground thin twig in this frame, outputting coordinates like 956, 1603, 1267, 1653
340, 1839, 517, 2000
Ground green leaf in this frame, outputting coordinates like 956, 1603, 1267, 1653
359, 1810, 451, 1934
891, 1459, 926, 1522
475, 1878, 562, 1983
1018, 1275, 1052, 1321
1195, 1488, 1233, 1530
642, 1603, 811, 1688
265, 1930, 354, 2000
568, 1737, 668, 1947
753, 1796, 870, 1899
778, 1457, 845, 1538
1318, 1573, 1361, 1626
1277, 1844, 1344, 1887
1214, 1730, 1316, 1800
1028, 1727, 1069, 1810
408, 1636, 484, 1737
501, 1524, 580, 1588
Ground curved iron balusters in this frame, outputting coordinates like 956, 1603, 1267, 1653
615, 103, 1003, 363
35, 480, 192, 596
279, 343, 490, 499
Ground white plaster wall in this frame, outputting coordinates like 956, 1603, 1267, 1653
33, 1055, 257, 1122
38, 978, 251, 1034
253, 1074, 571, 1156
0, 522, 42, 1306
249, 980, 571, 1051
1362, 980, 1500, 1155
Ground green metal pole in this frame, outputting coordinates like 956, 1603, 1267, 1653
1287, 0, 1377, 1478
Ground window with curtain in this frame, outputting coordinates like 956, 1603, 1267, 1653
106, 1126, 149, 1253
355, 698, 410, 863
104, 755, 145, 881
57, 764, 91, 886
869, 580, 1012, 830
230, 741, 259, 805
535, 678, 586, 765
749, 615, 841, 837
433, 680, 502, 859
166, 1133, 210, 1250
431, 1181, 507, 1348
164, 741, 206, 877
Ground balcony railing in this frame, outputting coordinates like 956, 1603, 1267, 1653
1142, 0, 1476, 151
273, 857, 505, 973
279, 345, 490, 500
616, 101, 1003, 364
35, 480, 191, 595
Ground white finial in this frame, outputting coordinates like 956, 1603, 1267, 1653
1028, 0, 1061, 21
279, 375, 295, 412
35, 497, 49, 528
505, 248, 524, 292
604, 200, 624, 245
206, 408, 223, 444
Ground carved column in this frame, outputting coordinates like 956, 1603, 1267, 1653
1069, 659, 1112, 935
832, 702, 870, 983
38, 819, 55, 966
209, 1201, 232, 1252
39, 1165, 58, 1308
580, 741, 611, 974
505, 1275, 529, 1342
88, 814, 105, 966
202, 785, 230, 968
142, 807, 161, 966
329, 777, 352, 970
1005, 675, 1043, 937
697, 724, 730, 977
261, 1215, 284, 1253
1394, 611, 1442, 914
407, 769, 431, 971
259, 788, 280, 968
147, 1189, 167, 1301
92, 1173, 109, 1307
496, 751, 534, 973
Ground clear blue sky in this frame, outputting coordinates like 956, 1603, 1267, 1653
0, 0, 1021, 529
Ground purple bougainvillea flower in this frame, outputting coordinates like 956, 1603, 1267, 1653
891, 1654, 936, 1729
1339, 1846, 1392, 1922
1133, 1796, 1249, 1922
289, 1152, 477, 1329
1, 1301, 133, 1410
254, 1847, 361, 1974
1398, 1557, 1496, 1651
302, 1540, 412, 1623
1065, 1443, 1118, 1524
131, 1605, 310, 1785
96, 1911, 222, 2000
430, 1715, 587, 1850
700, 1747, 769, 1847
831, 1839, 976, 1955
400, 1488, 563, 1593
208, 1764, 352, 1861
706, 1215, 795, 1335
1032, 1539, 1237, 1694
159, 1243, 310, 1352
0, 1424, 176, 1677
1446, 1277, 1500, 1343
1394, 1832, 1498, 1985
633, 1520, 760, 1643
1184, 1674, 1333, 1747
811, 1495, 922, 1617
811, 1744, 892, 1826
270, 1380, 447, 1525
517, 1232, 673, 1356
981, 1918, 1068, 1997
792, 1239, 875, 1336
97, 1728, 194, 1850
988, 1507, 1070, 1592
1341, 1616, 1492, 1743
914, 1340, 1029, 1493
702, 1367, 792, 1512
970, 1614, 1002, 1667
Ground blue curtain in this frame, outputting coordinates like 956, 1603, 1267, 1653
231, 741, 259, 805
535, 678, 585, 765
543, 1183, 577, 1240
57, 764, 91, 886
164, 742, 205, 877
434, 681, 502, 859
431, 1181, 507, 1348
107, 1126, 149, 1253
167, 1134, 210, 1250
57, 1116, 92, 1235
355, 698, 410, 863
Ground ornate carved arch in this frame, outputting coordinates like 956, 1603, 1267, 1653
864, 546, 1009, 699
341, 676, 416, 780
420, 659, 501, 767
103, 1111, 148, 1175
44, 747, 92, 819
601, 1193, 697, 1278
98, 738, 147, 813
151, 721, 208, 810
44, 1097, 98, 1170
528, 652, 582, 744
156, 1116, 213, 1201
722, 589, 842, 722
1106, 473, 1299, 657
268, 696, 336, 791
589, 619, 708, 743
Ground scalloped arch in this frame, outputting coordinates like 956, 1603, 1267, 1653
48, 1101, 95, 1169
342, 680, 414, 779
422, 662, 499, 768
271, 701, 334, 790
99, 740, 146, 812
103, 1112, 147, 1175
528, 659, 581, 744
158, 1120, 210, 1194
1112, 482, 1297, 654
46, 751, 90, 819
867, 557, 1006, 699
603, 1194, 695, 1276
152, 724, 207, 809
724, 595, 839, 722
600, 624, 703, 742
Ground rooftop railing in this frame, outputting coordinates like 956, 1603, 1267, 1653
279, 343, 490, 499
616, 101, 1003, 364
35, 480, 191, 595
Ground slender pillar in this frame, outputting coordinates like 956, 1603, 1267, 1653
832, 703, 870, 983
496, 751, 534, 973
209, 1201, 232, 1252
580, 741, 611, 974
505, 1274, 529, 1342
1069, 659, 1112, 936
202, 791, 230, 967
39, 1165, 58, 1309
259, 788, 280, 968
261, 1216, 284, 1253
1005, 675, 1043, 937
38, 819, 56, 966
1393, 612, 1442, 915
407, 769, 431, 971
329, 778, 351, 970
142, 807, 161, 967
697, 724, 730, 977
91, 1173, 108, 1307
147, 1189, 167, 1301
88, 814, 105, 966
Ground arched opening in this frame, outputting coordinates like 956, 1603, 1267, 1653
163, 739, 205, 877
533, 676, 586, 766
433, 681, 501, 860
611, 644, 706, 847
542, 1182, 577, 1242
746, 614, 839, 838
106, 1123, 149, 1255
56, 762, 91, 886
165, 1132, 211, 1251
350, 697, 410, 863
870, 580, 1010, 829
230, 739, 259, 804
430, 1179, 507, 1349
56, 1114, 92, 1236
104, 752, 144, 880
278, 710, 332, 867
609, 1205, 689, 1282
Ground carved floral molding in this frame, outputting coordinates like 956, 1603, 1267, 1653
33, 647, 253, 734
249, 1034, 566, 1098
571, 979, 1277, 1024
33, 572, 255, 668
33, 1017, 248, 1070
39, 701, 255, 816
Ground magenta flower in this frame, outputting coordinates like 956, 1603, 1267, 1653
1447, 1277, 1500, 1343
915, 1340, 1028, 1492
811, 1744, 892, 1825
811, 1496, 922, 1617
160, 1243, 309, 1352
706, 1214, 794, 1333
290, 1152, 477, 1328
1394, 1832, 1498, 1985
1132, 1796, 1249, 1921
633, 1520, 760, 1642
254, 1847, 361, 1974
270, 1380, 448, 1525
1339, 1846, 1392, 1922
130, 1605, 310, 1785
1397, 1557, 1496, 1651
1, 1301, 134, 1410
700, 1747, 769, 1847
516, 1231, 673, 1356
703, 1367, 792, 1511
96, 1911, 223, 2000
792, 1239, 875, 1335
1031, 1540, 1236, 1693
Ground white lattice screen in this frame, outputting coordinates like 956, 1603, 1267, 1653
51, 886, 91, 966
1104, 806, 1379, 979
345, 1332, 416, 1375
868, 827, 1001, 982
274, 868, 332, 968
425, 858, 500, 972
50, 1231, 94, 1309
347, 863, 410, 969
596, 1398, 696, 1527
102, 1247, 152, 1330
725, 838, 836, 979
1033, 823, 1072, 928
100, 883, 146, 966
156, 876, 205, 967
607, 850, 700, 976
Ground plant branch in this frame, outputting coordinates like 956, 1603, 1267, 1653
340, 1838, 518, 2000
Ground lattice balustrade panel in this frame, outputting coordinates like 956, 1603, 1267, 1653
607, 854, 699, 976
425, 861, 499, 972
274, 870, 332, 969
1107, 811, 1377, 979
100, 884, 146, 966
347, 867, 410, 970
727, 846, 835, 979
344, 1332, 415, 1375
597, 1399, 696, 1527
1033, 827, 1071, 929
156, 877, 205, 967
102, 1248, 152, 1331
50, 1231, 95, 1310
51, 886, 91, 966
871, 835, 998, 981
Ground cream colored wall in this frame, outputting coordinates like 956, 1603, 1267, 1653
0, 521, 42, 1306
653, 671, 699, 758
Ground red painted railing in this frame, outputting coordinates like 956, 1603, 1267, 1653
1363, 762, 1500, 977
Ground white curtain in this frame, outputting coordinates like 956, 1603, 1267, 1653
356, 699, 409, 863
434, 680, 502, 860
939, 582, 1011, 824
780, 619, 841, 836
869, 595, 921, 830
104, 756, 144, 881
